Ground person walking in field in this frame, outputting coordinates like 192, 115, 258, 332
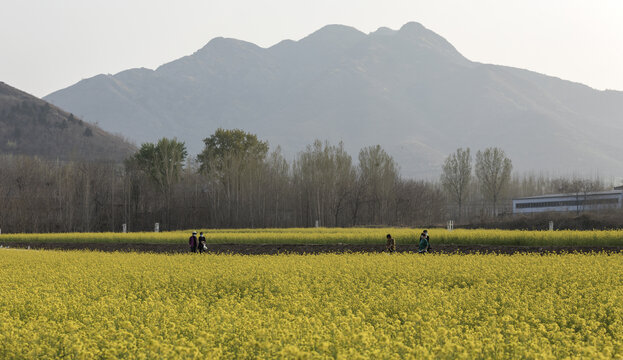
386, 234, 396, 253
418, 230, 430, 253
189, 231, 198, 253
198, 232, 207, 254
424, 230, 431, 252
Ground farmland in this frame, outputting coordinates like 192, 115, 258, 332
2, 228, 623, 247
1, 249, 622, 358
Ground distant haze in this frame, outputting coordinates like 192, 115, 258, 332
0, 0, 622, 97
44, 22, 623, 178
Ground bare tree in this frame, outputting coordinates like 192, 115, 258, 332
475, 147, 512, 216
198, 129, 269, 227
358, 145, 399, 224
394, 179, 445, 226
293, 140, 355, 227
440, 148, 471, 221
552, 176, 605, 214
262, 147, 291, 227
347, 171, 365, 226
14, 137, 606, 232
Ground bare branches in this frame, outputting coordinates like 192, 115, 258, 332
441, 148, 471, 220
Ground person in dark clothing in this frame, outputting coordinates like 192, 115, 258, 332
198, 232, 207, 254
425, 230, 431, 252
418, 230, 430, 253
189, 231, 198, 253
386, 234, 396, 253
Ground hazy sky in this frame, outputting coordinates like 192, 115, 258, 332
1, 0, 622, 97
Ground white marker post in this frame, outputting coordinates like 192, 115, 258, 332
447, 220, 454, 231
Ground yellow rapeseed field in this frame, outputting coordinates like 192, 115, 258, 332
1, 227, 623, 246
1, 249, 622, 358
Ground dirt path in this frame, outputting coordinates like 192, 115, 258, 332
2, 242, 622, 254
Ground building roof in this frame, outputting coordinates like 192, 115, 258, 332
513, 189, 623, 202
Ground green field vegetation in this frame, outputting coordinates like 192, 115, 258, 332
1, 228, 623, 247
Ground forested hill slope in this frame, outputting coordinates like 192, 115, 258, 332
44, 22, 623, 176
0, 82, 135, 162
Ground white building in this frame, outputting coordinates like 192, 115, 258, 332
512, 188, 623, 214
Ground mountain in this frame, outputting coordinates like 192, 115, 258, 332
0, 82, 135, 161
44, 22, 623, 177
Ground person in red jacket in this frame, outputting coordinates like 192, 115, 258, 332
189, 231, 198, 253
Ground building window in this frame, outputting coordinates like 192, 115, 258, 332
515, 198, 619, 209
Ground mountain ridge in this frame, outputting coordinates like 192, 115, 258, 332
44, 22, 623, 177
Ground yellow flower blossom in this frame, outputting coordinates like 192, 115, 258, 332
0, 249, 621, 358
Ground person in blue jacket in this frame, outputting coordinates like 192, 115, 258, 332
418, 230, 430, 253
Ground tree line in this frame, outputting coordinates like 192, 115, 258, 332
0, 129, 612, 233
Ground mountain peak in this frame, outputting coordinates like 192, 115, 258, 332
372, 26, 395, 36
395, 21, 466, 61
399, 21, 426, 33
196, 37, 262, 55
300, 24, 366, 44
43, 22, 623, 177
